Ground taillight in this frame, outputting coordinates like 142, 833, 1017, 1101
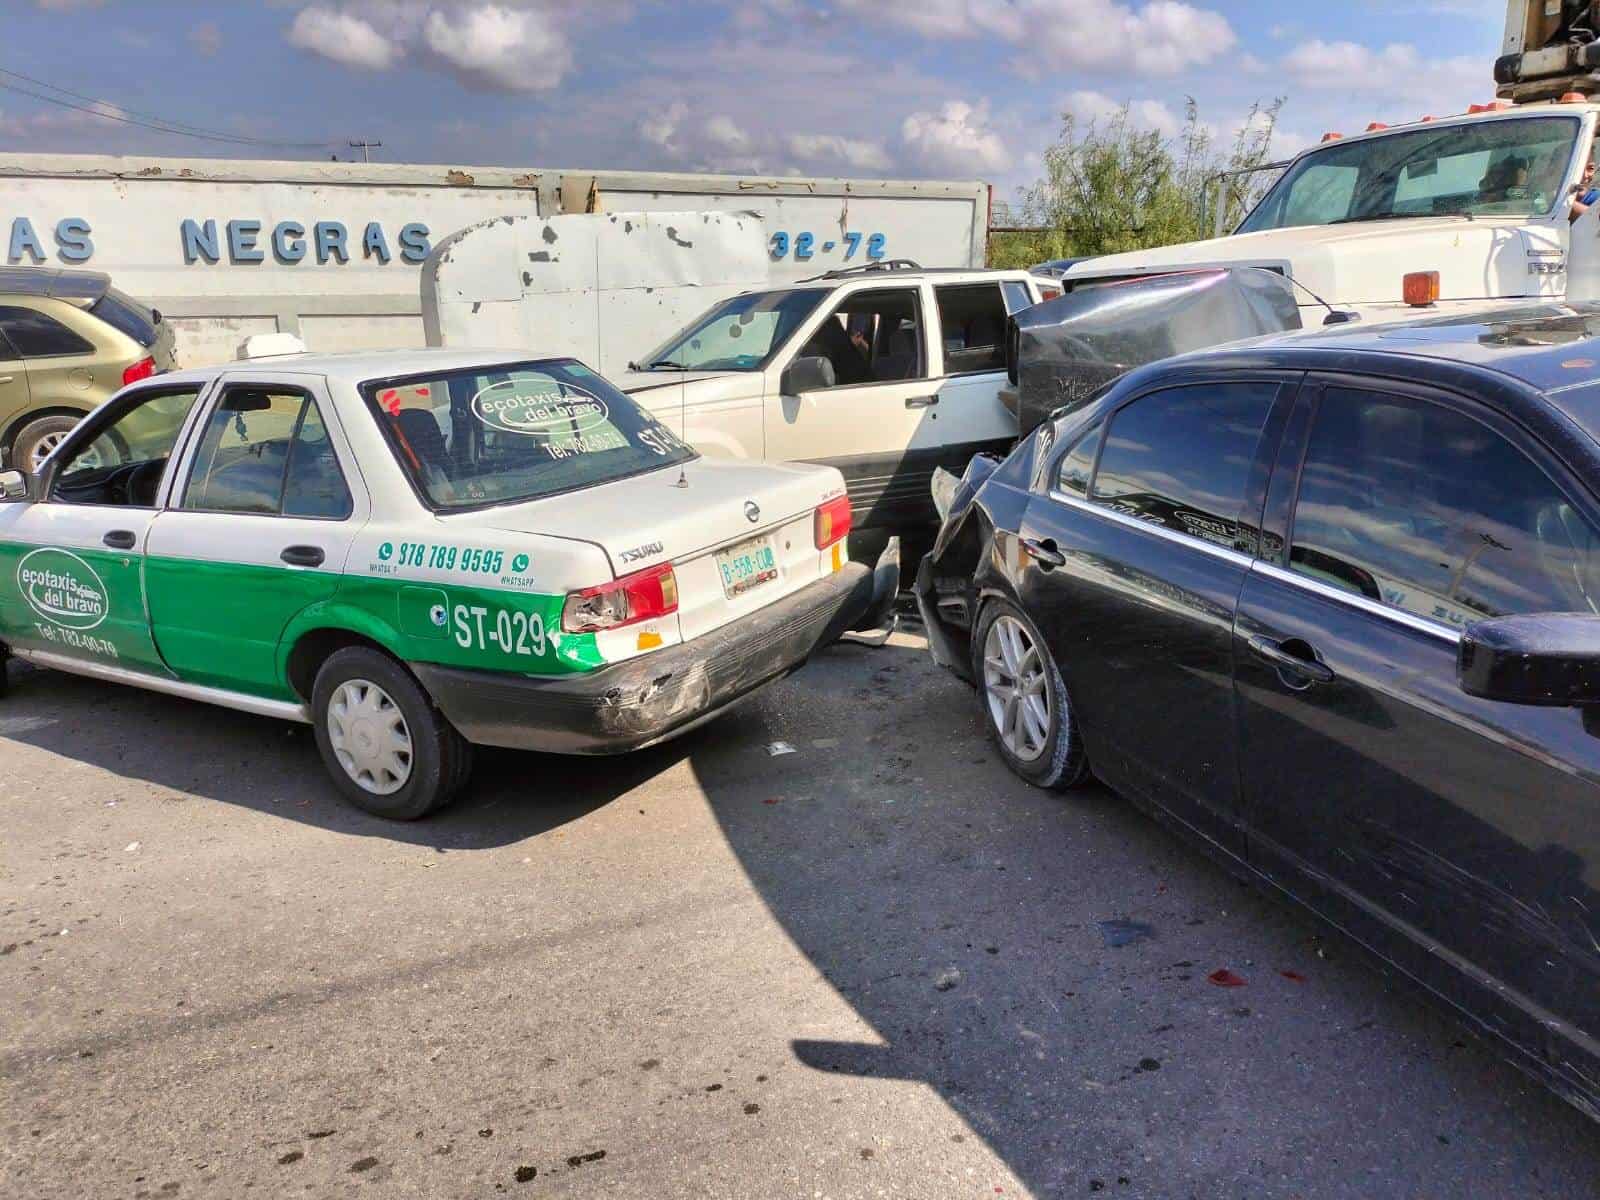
815, 495, 852, 549
1402, 271, 1440, 307
562, 562, 678, 633
122, 356, 156, 386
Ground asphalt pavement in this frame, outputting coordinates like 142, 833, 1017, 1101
4, 627, 1598, 1199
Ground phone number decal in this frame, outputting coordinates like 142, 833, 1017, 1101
770, 231, 886, 262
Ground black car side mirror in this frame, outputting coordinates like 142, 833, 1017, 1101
1458, 614, 1600, 706
0, 468, 33, 502
781, 355, 836, 396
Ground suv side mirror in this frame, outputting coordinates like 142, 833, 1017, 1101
0, 468, 32, 502
781, 355, 836, 395
1458, 614, 1600, 706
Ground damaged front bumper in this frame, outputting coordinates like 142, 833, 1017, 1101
412, 563, 873, 755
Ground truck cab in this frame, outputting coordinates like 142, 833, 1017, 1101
616, 263, 1045, 534
1062, 101, 1597, 325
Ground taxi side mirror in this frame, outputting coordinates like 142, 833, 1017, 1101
781, 355, 836, 396
0, 468, 32, 502
1458, 614, 1600, 706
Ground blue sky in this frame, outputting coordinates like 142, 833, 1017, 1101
4, 1, 1508, 200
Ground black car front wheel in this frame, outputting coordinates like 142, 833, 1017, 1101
973, 598, 1090, 790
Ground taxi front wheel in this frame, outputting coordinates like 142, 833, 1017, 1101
311, 647, 472, 820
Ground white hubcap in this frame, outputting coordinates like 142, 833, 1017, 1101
30, 430, 72, 471
983, 615, 1052, 762
327, 679, 413, 795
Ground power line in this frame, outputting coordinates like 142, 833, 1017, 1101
0, 65, 336, 149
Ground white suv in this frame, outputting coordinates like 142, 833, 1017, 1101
614, 262, 1044, 535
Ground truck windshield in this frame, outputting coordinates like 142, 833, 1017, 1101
1237, 115, 1582, 232
637, 288, 829, 371
361, 359, 695, 511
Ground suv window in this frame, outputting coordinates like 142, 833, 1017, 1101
0, 306, 95, 357
89, 290, 157, 348
935, 283, 1008, 374
184, 387, 352, 518
797, 287, 924, 386
1289, 387, 1600, 629
1089, 382, 1278, 549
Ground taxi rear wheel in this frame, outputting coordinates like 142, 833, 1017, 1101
311, 647, 471, 820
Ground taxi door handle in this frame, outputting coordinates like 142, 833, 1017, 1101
905, 395, 938, 409
103, 529, 136, 550
281, 545, 325, 568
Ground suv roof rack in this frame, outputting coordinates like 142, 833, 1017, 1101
800, 259, 924, 282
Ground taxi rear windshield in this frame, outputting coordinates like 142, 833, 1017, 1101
360, 359, 695, 511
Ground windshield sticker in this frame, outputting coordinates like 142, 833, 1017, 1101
18, 548, 109, 631
471, 379, 611, 439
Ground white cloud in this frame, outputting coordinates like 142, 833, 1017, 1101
901, 100, 1011, 174
785, 132, 892, 171
421, 3, 571, 93
1282, 39, 1481, 107
638, 100, 687, 151
188, 21, 223, 57
287, 6, 402, 71
1062, 90, 1182, 138
704, 114, 752, 153
837, 0, 1236, 76
285, 3, 576, 91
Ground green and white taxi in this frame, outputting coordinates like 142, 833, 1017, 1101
0, 348, 874, 818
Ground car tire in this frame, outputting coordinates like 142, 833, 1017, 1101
972, 598, 1090, 790
311, 647, 472, 820
10, 414, 83, 473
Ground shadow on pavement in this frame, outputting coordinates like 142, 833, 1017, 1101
0, 662, 688, 849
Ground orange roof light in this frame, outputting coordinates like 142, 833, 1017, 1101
1403, 271, 1441, 307
1366, 121, 1389, 131
1321, 131, 1343, 142
1562, 91, 1589, 103
1490, 99, 1514, 110
1467, 103, 1489, 114
1419, 115, 1436, 122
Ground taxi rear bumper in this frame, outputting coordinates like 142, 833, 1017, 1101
412, 563, 872, 755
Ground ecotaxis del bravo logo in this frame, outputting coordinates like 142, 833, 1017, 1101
471, 379, 609, 438
17, 548, 109, 630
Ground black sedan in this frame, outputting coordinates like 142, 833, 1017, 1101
915, 305, 1600, 1121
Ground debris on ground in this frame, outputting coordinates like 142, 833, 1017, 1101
934, 968, 962, 992
1207, 968, 1247, 988
766, 741, 797, 756
1097, 920, 1155, 949
1280, 969, 1307, 984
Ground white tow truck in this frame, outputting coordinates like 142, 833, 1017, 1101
1061, 2, 1600, 325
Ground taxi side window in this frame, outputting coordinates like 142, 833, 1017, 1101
1288, 388, 1600, 630
50, 387, 205, 507
183, 387, 351, 519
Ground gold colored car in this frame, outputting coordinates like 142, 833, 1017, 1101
0, 267, 176, 471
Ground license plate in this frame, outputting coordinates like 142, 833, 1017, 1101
716, 536, 779, 599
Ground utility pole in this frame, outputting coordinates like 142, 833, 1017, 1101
348, 139, 381, 163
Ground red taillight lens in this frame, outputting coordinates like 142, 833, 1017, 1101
562, 562, 678, 633
814, 494, 852, 549
122, 356, 156, 386
1402, 271, 1440, 307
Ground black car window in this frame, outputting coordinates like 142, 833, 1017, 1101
0, 306, 95, 357
1089, 382, 1278, 549
1290, 388, 1600, 630
1055, 423, 1103, 496
184, 387, 350, 519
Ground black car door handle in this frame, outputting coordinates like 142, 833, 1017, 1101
905, 395, 939, 409
1248, 635, 1335, 684
103, 529, 136, 550
281, 545, 325, 568
1020, 535, 1067, 569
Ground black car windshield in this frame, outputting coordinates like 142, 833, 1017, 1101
1238, 115, 1581, 232
636, 288, 829, 371
361, 359, 695, 511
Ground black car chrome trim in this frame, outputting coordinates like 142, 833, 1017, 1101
1250, 560, 1462, 644
1047, 488, 1255, 569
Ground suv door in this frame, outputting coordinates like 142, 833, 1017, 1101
0, 383, 209, 673
763, 284, 944, 530
925, 280, 1028, 481
144, 378, 365, 698
1021, 375, 1295, 851
1234, 378, 1600, 1061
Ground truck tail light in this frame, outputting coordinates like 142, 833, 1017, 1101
122, 356, 156, 386
1403, 271, 1440, 307
815, 495, 852, 549
562, 562, 678, 633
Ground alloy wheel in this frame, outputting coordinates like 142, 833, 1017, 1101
983, 614, 1052, 762
326, 679, 414, 795
29, 430, 72, 471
